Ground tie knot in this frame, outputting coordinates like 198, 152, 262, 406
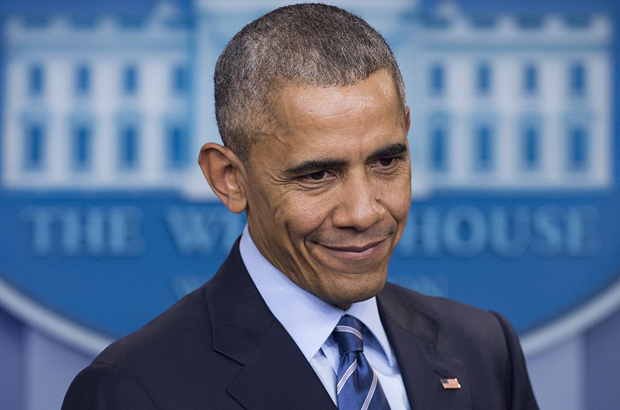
334, 315, 364, 355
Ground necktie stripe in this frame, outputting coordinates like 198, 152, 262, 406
360, 371, 378, 410
337, 359, 357, 394
335, 325, 364, 340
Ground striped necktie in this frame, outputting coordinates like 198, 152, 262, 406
334, 315, 391, 410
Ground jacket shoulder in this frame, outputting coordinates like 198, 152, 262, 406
94, 284, 212, 370
382, 282, 501, 328
380, 282, 513, 359
66, 281, 243, 408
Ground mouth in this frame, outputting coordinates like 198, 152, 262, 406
318, 239, 388, 261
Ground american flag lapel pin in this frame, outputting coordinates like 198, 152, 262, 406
440, 378, 462, 389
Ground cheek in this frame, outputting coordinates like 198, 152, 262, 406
380, 177, 411, 222
277, 194, 335, 239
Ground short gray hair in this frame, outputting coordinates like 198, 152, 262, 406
214, 3, 406, 160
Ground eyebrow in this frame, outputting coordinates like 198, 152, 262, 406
284, 158, 348, 176
283, 142, 408, 176
369, 143, 408, 160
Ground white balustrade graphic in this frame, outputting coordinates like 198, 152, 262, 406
1, 1, 613, 198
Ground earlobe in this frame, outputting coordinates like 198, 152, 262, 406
198, 143, 248, 214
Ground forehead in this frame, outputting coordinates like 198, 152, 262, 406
249, 71, 405, 162
279, 71, 399, 123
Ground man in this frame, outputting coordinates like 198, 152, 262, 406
63, 4, 539, 409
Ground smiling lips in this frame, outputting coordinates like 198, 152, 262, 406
319, 238, 389, 260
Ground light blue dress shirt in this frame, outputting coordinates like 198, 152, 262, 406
239, 226, 411, 410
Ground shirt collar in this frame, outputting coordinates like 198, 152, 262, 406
239, 225, 394, 366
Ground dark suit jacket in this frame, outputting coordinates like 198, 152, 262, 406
62, 241, 539, 409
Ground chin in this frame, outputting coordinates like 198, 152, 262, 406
326, 276, 387, 308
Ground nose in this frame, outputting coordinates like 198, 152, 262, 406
331, 173, 385, 231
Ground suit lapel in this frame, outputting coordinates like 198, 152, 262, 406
378, 285, 472, 410
205, 241, 336, 410
227, 319, 336, 410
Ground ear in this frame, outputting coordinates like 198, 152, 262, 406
198, 143, 247, 214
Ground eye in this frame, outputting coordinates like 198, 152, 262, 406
373, 156, 401, 168
298, 170, 333, 184
308, 170, 327, 180
378, 157, 394, 167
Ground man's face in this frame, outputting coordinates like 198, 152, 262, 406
243, 70, 411, 308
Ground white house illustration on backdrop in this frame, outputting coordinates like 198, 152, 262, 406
1, 1, 613, 199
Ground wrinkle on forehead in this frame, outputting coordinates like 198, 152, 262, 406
277, 72, 402, 140
280, 71, 398, 120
